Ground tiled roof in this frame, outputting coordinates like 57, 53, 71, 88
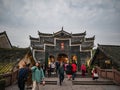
0, 31, 6, 35
85, 36, 95, 41
53, 29, 72, 38
98, 44, 120, 64
81, 42, 94, 50
72, 31, 86, 36
91, 44, 120, 69
38, 31, 52, 36
29, 36, 39, 41
0, 48, 29, 62
0, 31, 12, 48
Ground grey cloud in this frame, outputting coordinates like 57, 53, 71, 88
0, 0, 120, 47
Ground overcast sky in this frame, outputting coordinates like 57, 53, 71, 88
0, 0, 120, 48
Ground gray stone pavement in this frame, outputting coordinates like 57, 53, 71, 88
6, 77, 120, 90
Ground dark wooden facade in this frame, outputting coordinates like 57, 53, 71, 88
30, 28, 95, 68
91, 44, 120, 69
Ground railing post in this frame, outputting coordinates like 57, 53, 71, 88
105, 69, 107, 79
112, 67, 115, 81
97, 66, 101, 77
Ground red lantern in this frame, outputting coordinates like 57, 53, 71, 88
61, 42, 64, 50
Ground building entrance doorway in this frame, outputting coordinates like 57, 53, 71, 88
71, 55, 77, 64
57, 53, 68, 63
48, 55, 55, 65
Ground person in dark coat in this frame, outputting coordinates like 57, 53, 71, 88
47, 64, 51, 77
66, 63, 73, 80
58, 62, 64, 86
55, 61, 60, 75
18, 61, 28, 90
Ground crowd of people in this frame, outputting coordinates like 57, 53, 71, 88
17, 60, 99, 90
18, 61, 45, 90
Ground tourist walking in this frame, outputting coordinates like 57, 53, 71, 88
66, 63, 73, 80
71, 61, 77, 80
41, 63, 46, 76
55, 61, 60, 75
91, 67, 99, 80
50, 61, 56, 74
64, 62, 68, 74
31, 62, 45, 90
58, 62, 64, 86
18, 61, 28, 90
81, 64, 86, 77
47, 64, 51, 77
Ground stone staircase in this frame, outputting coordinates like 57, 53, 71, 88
45, 72, 91, 78
26, 80, 57, 89
44, 72, 115, 86
40, 81, 57, 85
72, 80, 115, 85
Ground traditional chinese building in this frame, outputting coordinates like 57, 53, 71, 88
90, 44, 120, 70
29, 28, 95, 68
0, 31, 12, 49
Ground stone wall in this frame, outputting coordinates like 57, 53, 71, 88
0, 70, 19, 87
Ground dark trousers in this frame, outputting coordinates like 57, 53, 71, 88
18, 80, 25, 90
82, 70, 85, 76
59, 74, 64, 85
47, 70, 51, 77
56, 68, 58, 75
72, 72, 76, 80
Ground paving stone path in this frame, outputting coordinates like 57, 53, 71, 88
6, 77, 120, 90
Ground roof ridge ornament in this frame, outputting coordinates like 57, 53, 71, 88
62, 26, 63, 31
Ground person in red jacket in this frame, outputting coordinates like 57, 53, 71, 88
81, 64, 86, 77
71, 61, 77, 80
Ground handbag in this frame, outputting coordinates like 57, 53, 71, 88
42, 81, 45, 86
94, 73, 98, 77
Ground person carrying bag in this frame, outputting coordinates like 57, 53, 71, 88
92, 67, 99, 80
31, 62, 45, 90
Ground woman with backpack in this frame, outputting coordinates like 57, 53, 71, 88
66, 63, 73, 80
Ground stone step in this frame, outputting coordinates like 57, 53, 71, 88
45, 73, 91, 78
72, 81, 115, 85
26, 81, 57, 89
40, 81, 57, 85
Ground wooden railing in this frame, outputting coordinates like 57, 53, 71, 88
96, 66, 120, 85
0, 70, 18, 86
